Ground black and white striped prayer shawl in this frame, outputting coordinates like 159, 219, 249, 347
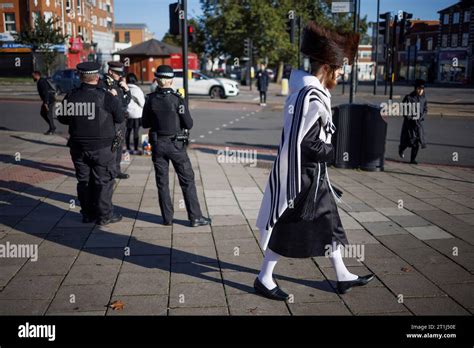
256, 70, 339, 251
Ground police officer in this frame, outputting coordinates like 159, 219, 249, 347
142, 65, 211, 227
57, 62, 125, 225
103, 61, 132, 179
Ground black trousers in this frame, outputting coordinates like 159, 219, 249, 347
40, 103, 56, 131
126, 118, 141, 151
151, 137, 202, 223
399, 143, 420, 162
115, 122, 126, 174
70, 146, 116, 220
259, 91, 267, 103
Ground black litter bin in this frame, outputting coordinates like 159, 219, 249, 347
360, 104, 387, 171
331, 103, 386, 172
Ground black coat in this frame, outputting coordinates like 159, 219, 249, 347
268, 119, 349, 258
256, 70, 269, 92
399, 91, 427, 148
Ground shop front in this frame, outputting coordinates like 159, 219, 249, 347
438, 50, 469, 84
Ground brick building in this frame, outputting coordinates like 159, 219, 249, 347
437, 0, 473, 84
0, 0, 115, 75
397, 20, 440, 83
115, 23, 154, 46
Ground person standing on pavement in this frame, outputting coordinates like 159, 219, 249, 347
57, 62, 124, 225
102, 61, 131, 179
125, 73, 145, 155
399, 79, 428, 165
142, 65, 211, 227
255, 23, 374, 301
32, 71, 57, 135
256, 64, 269, 106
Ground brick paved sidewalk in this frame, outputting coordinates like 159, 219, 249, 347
0, 130, 473, 316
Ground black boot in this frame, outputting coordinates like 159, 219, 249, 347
410, 145, 419, 164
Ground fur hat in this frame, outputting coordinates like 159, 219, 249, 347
300, 21, 360, 66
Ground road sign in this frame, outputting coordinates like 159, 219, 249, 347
331, 1, 353, 13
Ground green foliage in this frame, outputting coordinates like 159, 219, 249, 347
13, 16, 67, 75
198, 0, 368, 68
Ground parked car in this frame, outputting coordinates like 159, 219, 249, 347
172, 70, 239, 99
51, 69, 80, 94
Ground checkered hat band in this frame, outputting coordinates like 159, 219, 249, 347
155, 72, 174, 77
78, 70, 99, 74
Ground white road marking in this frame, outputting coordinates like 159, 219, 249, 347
200, 135, 205, 138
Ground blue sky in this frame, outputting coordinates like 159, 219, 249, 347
114, 0, 459, 40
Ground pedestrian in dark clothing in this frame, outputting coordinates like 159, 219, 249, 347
101, 61, 132, 179
57, 62, 125, 225
32, 71, 57, 135
399, 79, 428, 165
142, 65, 211, 228
256, 64, 269, 106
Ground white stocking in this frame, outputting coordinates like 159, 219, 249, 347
258, 248, 281, 289
330, 246, 358, 281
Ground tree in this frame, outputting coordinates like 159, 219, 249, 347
14, 16, 67, 75
199, 0, 368, 80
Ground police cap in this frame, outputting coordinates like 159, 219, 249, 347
76, 62, 101, 75
154, 65, 174, 79
108, 61, 125, 74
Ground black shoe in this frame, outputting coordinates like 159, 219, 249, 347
336, 274, 374, 294
190, 217, 211, 227
410, 160, 418, 165
163, 220, 172, 226
82, 215, 96, 224
398, 149, 404, 159
116, 172, 130, 179
97, 213, 123, 226
253, 277, 289, 301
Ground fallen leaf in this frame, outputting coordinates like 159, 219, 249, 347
401, 267, 412, 272
109, 300, 125, 311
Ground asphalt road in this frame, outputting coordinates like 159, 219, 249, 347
0, 96, 473, 167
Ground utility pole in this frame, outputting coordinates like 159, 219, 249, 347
389, 15, 398, 100
349, 0, 358, 104
373, 0, 380, 95
181, 0, 189, 105
249, 39, 253, 91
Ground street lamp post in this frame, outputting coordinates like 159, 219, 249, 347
181, 0, 189, 105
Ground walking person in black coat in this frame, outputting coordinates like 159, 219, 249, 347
32, 71, 57, 135
399, 79, 428, 164
254, 23, 374, 301
256, 63, 269, 106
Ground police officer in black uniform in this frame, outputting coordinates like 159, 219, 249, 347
142, 65, 211, 227
57, 62, 125, 225
103, 61, 132, 179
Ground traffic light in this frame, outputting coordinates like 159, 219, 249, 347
398, 11, 413, 45
188, 25, 196, 44
379, 12, 391, 46
286, 18, 295, 44
244, 38, 251, 57
169, 2, 180, 35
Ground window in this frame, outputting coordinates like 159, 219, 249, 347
124, 31, 130, 42
427, 37, 433, 50
451, 33, 458, 47
4, 13, 16, 32
464, 11, 470, 22
67, 22, 72, 35
453, 12, 460, 24
442, 34, 448, 47
77, 0, 82, 15
462, 33, 469, 47
115, 31, 119, 42
443, 13, 449, 24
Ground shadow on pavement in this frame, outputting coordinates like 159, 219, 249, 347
0, 178, 336, 298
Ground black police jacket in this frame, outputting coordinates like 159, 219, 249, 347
99, 76, 131, 111
57, 83, 125, 151
142, 87, 193, 136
